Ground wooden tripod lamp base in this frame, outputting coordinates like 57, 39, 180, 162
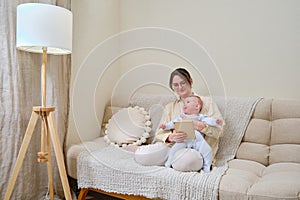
4, 107, 72, 200
13, 3, 73, 199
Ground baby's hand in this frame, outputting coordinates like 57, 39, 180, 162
180, 114, 186, 119
216, 119, 222, 125
159, 124, 166, 129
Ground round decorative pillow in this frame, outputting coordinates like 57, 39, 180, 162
171, 148, 203, 172
104, 106, 151, 147
134, 142, 169, 166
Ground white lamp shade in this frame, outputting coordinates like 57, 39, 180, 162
16, 3, 72, 55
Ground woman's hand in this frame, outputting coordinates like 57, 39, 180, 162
167, 131, 187, 143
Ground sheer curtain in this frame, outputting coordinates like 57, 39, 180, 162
0, 0, 71, 199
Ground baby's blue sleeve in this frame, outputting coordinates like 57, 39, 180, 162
164, 116, 182, 130
164, 121, 175, 130
199, 114, 219, 127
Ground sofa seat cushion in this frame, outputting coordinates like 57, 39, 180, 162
219, 159, 300, 200
66, 137, 108, 179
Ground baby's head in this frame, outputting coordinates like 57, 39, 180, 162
183, 95, 203, 115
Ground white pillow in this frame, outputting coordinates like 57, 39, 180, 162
171, 148, 203, 172
129, 93, 177, 143
134, 142, 169, 166
104, 106, 151, 147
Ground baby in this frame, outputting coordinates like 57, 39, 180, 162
160, 95, 222, 172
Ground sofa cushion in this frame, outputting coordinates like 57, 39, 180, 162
236, 142, 269, 166
236, 98, 300, 166
269, 144, 300, 164
129, 93, 177, 143
251, 98, 272, 120
220, 98, 300, 199
101, 106, 123, 135
272, 99, 300, 120
236, 119, 270, 165
219, 159, 300, 200
219, 159, 264, 200
66, 137, 108, 179
104, 106, 151, 147
248, 163, 300, 199
244, 119, 271, 144
134, 142, 169, 166
171, 148, 203, 172
271, 119, 300, 145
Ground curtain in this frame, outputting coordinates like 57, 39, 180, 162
0, 0, 71, 199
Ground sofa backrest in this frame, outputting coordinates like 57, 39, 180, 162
236, 98, 300, 166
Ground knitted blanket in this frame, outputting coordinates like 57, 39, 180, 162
77, 97, 261, 200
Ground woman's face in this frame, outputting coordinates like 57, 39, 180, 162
171, 75, 192, 99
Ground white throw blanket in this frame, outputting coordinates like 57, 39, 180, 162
77, 97, 261, 200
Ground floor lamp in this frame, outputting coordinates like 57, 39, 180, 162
5, 3, 72, 200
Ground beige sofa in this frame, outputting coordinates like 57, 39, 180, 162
67, 97, 300, 200
219, 98, 300, 199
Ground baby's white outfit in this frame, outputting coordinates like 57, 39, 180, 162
164, 113, 220, 172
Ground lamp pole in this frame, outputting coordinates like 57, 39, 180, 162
42, 47, 47, 108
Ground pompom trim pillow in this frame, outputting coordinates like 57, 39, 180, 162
104, 106, 151, 147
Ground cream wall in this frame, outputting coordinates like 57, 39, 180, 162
119, 0, 300, 99
67, 0, 120, 145
67, 0, 300, 146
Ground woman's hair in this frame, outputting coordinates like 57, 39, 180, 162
169, 68, 193, 90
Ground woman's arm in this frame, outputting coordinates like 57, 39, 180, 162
199, 97, 225, 139
196, 121, 223, 139
155, 100, 187, 143
155, 103, 173, 143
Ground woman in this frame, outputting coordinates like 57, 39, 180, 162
155, 68, 224, 170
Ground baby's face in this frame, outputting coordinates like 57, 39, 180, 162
183, 96, 201, 114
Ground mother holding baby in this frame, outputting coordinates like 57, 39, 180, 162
153, 68, 224, 171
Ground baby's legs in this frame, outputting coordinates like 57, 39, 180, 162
202, 151, 212, 173
165, 142, 187, 168
193, 138, 213, 173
